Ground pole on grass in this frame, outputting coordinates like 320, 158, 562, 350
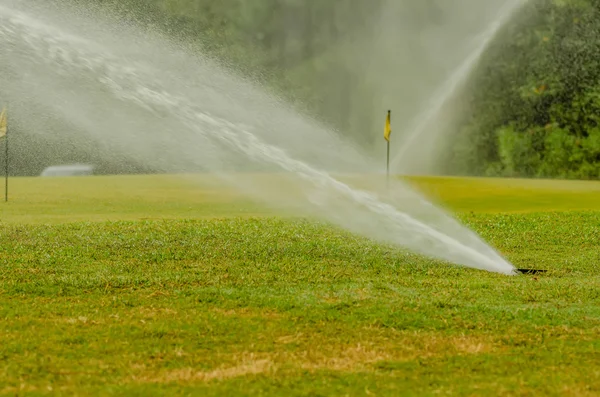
384, 110, 391, 188
0, 104, 7, 202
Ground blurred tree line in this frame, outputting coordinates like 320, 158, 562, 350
451, 0, 600, 179
6, 0, 600, 178
80, 0, 600, 179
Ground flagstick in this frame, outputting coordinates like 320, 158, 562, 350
386, 141, 390, 187
386, 110, 391, 189
4, 103, 7, 203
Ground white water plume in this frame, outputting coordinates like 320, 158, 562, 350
0, 0, 516, 275
391, 0, 528, 172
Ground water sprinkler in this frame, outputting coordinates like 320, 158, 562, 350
515, 268, 547, 275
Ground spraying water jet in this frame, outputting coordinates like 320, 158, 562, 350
391, 0, 528, 173
0, 0, 518, 275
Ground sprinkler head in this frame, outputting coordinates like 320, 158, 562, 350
515, 268, 547, 275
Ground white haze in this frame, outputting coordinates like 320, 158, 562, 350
388, 0, 528, 173
321, 0, 528, 174
0, 0, 519, 275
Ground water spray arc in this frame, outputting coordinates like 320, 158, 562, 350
391, 0, 528, 172
0, 1, 516, 275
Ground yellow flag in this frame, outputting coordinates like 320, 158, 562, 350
0, 107, 6, 139
384, 110, 391, 142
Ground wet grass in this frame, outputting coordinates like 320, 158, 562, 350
3, 173, 600, 224
1, 174, 600, 395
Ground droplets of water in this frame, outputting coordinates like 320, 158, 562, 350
0, 0, 517, 275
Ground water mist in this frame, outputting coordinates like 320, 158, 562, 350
390, 0, 528, 172
0, 0, 517, 275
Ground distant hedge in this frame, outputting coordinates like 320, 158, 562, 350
8, 0, 599, 179
451, 0, 600, 179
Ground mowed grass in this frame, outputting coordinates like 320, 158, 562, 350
1, 174, 600, 396
3, 173, 600, 224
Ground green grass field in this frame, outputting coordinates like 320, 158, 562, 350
1, 174, 600, 396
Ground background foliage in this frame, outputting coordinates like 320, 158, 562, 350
5, 0, 600, 179
452, 0, 600, 179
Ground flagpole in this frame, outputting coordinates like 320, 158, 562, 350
386, 139, 390, 187
3, 103, 7, 203
386, 110, 391, 189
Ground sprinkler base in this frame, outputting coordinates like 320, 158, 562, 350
516, 268, 547, 275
